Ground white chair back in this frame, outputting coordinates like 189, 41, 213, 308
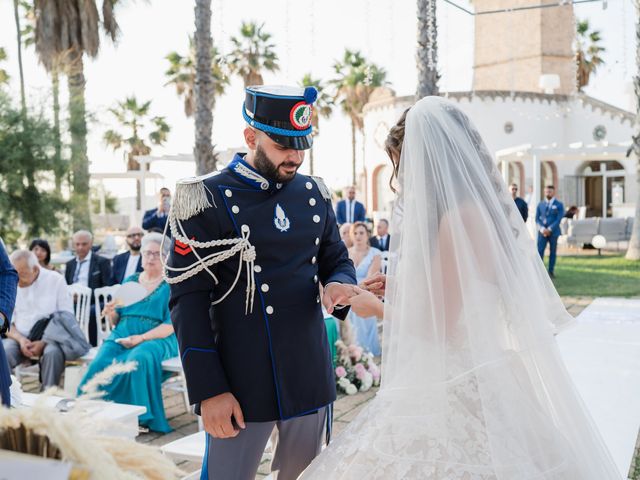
380, 251, 390, 274
67, 284, 92, 342
94, 285, 120, 346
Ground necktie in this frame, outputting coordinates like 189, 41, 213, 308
73, 259, 86, 283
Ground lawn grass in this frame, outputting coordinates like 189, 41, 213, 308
549, 254, 640, 297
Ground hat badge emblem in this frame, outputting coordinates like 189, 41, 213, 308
290, 102, 313, 130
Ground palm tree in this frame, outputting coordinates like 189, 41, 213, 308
300, 74, 333, 176
33, 0, 121, 231
331, 50, 387, 185
0, 48, 9, 86
165, 38, 228, 117
193, 0, 215, 175
626, 2, 640, 261
13, 0, 26, 113
416, 0, 440, 98
103, 97, 170, 210
228, 21, 279, 87
576, 19, 605, 92
20, 1, 65, 190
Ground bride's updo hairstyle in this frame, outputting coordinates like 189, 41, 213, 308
384, 108, 410, 192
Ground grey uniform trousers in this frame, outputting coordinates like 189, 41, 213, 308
2, 338, 65, 389
203, 407, 326, 480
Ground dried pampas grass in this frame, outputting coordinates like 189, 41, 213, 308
0, 361, 182, 480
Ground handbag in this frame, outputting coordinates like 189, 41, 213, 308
28, 314, 53, 342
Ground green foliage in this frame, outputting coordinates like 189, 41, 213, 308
550, 254, 640, 297
227, 21, 279, 86
575, 19, 606, 91
90, 186, 118, 214
164, 37, 229, 117
0, 48, 9, 86
0, 94, 67, 243
331, 49, 388, 130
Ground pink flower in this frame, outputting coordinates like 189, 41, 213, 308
354, 363, 366, 380
348, 345, 363, 362
335, 366, 347, 378
372, 370, 381, 382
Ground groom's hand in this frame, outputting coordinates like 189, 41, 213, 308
323, 283, 358, 314
201, 392, 246, 439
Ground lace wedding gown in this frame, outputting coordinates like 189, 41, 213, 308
301, 97, 619, 479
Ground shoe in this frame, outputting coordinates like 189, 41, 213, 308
549, 272, 555, 279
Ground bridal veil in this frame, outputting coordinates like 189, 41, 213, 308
302, 96, 619, 479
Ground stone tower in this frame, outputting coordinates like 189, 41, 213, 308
473, 0, 575, 94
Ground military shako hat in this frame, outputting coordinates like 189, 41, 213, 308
243, 85, 317, 150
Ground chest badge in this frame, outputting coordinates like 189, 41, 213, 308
274, 204, 291, 232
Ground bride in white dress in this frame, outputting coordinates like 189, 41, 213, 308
301, 97, 619, 479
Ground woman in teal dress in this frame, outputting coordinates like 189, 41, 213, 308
78, 233, 177, 433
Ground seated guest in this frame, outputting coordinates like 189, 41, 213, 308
369, 219, 391, 252
78, 233, 178, 433
143, 188, 171, 234
347, 222, 382, 356
339, 223, 353, 248
111, 227, 144, 285
29, 239, 56, 271
3, 250, 75, 390
65, 230, 112, 346
564, 205, 579, 220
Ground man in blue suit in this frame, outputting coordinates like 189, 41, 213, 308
0, 239, 18, 406
335, 186, 366, 225
111, 226, 144, 284
536, 185, 564, 279
142, 188, 171, 233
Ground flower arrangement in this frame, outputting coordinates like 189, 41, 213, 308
334, 340, 380, 395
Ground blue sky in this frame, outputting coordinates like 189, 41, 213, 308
0, 0, 634, 197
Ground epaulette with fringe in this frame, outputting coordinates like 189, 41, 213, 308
172, 171, 220, 220
309, 176, 332, 202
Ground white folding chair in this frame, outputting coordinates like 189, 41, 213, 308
94, 285, 119, 347
162, 356, 191, 412
67, 284, 92, 342
380, 251, 390, 274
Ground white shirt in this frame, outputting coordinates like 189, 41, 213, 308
72, 251, 92, 287
13, 267, 74, 336
123, 253, 141, 281
345, 199, 356, 223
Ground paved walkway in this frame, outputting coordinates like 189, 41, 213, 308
22, 296, 640, 479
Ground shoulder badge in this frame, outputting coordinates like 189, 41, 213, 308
173, 171, 219, 220
309, 176, 332, 202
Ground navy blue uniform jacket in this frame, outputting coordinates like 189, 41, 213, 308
167, 154, 356, 422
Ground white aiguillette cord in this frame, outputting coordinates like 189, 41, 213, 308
160, 211, 257, 314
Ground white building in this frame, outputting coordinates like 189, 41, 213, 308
361, 90, 636, 221
358, 0, 636, 224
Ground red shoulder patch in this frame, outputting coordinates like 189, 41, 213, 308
174, 237, 195, 256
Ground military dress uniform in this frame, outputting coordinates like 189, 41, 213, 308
165, 85, 356, 480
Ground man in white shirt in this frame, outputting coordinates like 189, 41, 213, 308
3, 250, 74, 389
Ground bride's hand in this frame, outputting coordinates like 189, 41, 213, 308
348, 287, 384, 318
361, 273, 386, 296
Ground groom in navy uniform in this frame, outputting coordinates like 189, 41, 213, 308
536, 185, 564, 278
167, 85, 357, 480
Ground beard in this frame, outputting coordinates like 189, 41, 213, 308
129, 243, 141, 252
254, 145, 300, 183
